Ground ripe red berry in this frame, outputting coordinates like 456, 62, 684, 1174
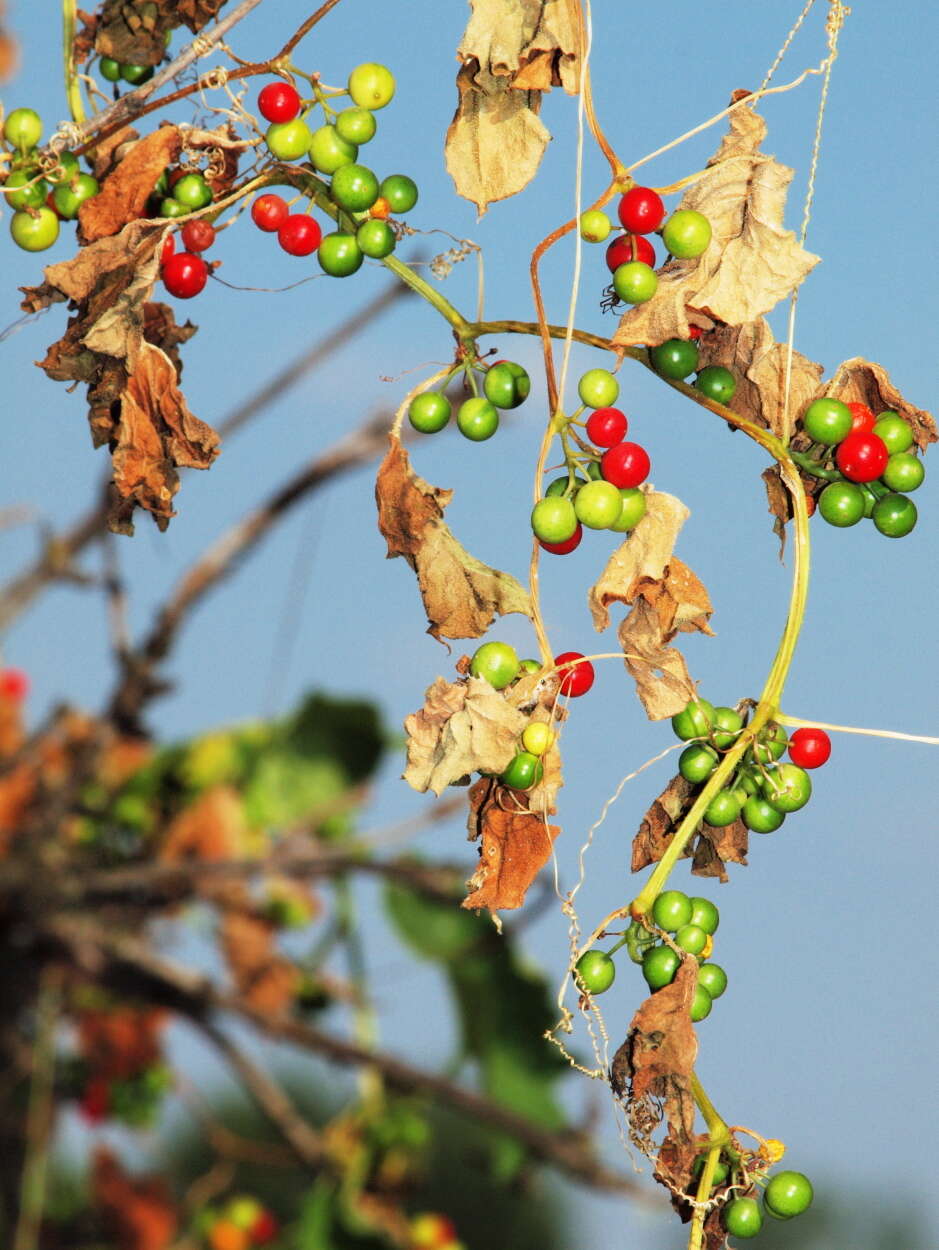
249, 1211, 280, 1245
605, 232, 656, 273
80, 1078, 110, 1123
162, 252, 208, 299
846, 401, 876, 434
618, 186, 666, 234
539, 523, 583, 555
835, 430, 889, 482
788, 726, 831, 769
180, 218, 216, 253
687, 326, 703, 340
258, 81, 301, 123
601, 441, 651, 488
0, 668, 29, 701
554, 651, 595, 697
251, 192, 289, 232
277, 213, 322, 256
585, 407, 628, 447
160, 232, 176, 266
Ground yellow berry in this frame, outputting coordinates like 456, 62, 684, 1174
521, 722, 553, 756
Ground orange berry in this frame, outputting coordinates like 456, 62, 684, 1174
370, 196, 390, 219
208, 1219, 249, 1250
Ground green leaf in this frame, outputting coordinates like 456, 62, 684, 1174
384, 875, 488, 962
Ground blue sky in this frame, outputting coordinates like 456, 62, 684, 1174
2, 1, 938, 1246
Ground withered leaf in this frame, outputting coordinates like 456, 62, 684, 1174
80, 126, 182, 243
614, 100, 819, 348
632, 773, 748, 883
695, 318, 823, 440
159, 785, 245, 863
403, 675, 527, 796
445, 0, 581, 213
589, 493, 712, 720
376, 436, 530, 640
220, 908, 298, 1016
463, 778, 560, 912
142, 301, 197, 375
110, 342, 220, 531
93, 1148, 178, 1250
611, 957, 698, 1146
94, 0, 225, 66
589, 491, 690, 631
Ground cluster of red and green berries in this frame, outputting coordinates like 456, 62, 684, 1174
254, 65, 418, 278
722, 1170, 814, 1239
468, 641, 594, 790
198, 1195, 280, 1250
797, 398, 923, 538
574, 890, 726, 1024
672, 698, 830, 835
2, 109, 101, 252
580, 184, 713, 307
409, 359, 530, 442
159, 198, 218, 299
531, 368, 652, 555
77, 1062, 173, 1129
409, 1212, 465, 1250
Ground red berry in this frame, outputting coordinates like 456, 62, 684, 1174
249, 1211, 280, 1245
539, 523, 583, 555
835, 431, 889, 482
687, 326, 703, 340
160, 232, 176, 266
618, 186, 666, 234
0, 668, 29, 700
277, 213, 322, 256
258, 81, 301, 124
251, 193, 289, 232
846, 401, 876, 434
605, 232, 656, 273
162, 252, 208, 299
600, 441, 651, 488
585, 406, 628, 447
80, 1078, 110, 1123
788, 726, 831, 769
554, 651, 595, 697
180, 218, 216, 253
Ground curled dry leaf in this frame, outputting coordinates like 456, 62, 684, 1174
220, 907, 299, 1016
376, 436, 530, 641
823, 357, 937, 452
403, 675, 528, 796
159, 784, 246, 863
614, 100, 819, 349
93, 1147, 178, 1250
445, 0, 582, 214
610, 957, 698, 1148
462, 777, 560, 913
111, 342, 220, 532
588, 493, 713, 720
79, 126, 182, 243
631, 773, 749, 883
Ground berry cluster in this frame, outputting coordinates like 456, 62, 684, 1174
408, 358, 530, 442
798, 398, 923, 537
198, 1196, 280, 1250
575, 891, 725, 1018
671, 698, 830, 835
531, 368, 651, 555
160, 211, 217, 299
579, 184, 713, 307
2, 109, 100, 252
257, 64, 418, 278
468, 641, 594, 790
723, 1170, 814, 1239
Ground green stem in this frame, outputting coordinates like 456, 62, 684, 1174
62, 0, 86, 124
790, 450, 839, 480
13, 969, 62, 1250
333, 878, 383, 1117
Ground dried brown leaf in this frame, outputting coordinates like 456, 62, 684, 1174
614, 101, 819, 348
462, 778, 560, 912
110, 342, 219, 531
611, 957, 698, 1146
160, 785, 245, 863
589, 491, 689, 631
80, 127, 182, 242
93, 1148, 178, 1250
220, 909, 298, 1016
78, 1007, 166, 1081
457, 0, 582, 93
823, 357, 937, 452
376, 437, 530, 640
403, 675, 527, 796
94, 0, 222, 66
632, 773, 748, 883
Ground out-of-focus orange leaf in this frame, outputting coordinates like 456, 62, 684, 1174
94, 1148, 178, 1250
160, 785, 245, 862
220, 909, 298, 1016
79, 1006, 166, 1080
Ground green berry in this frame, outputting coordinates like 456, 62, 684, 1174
574, 949, 616, 994
330, 162, 379, 212
408, 391, 450, 433
579, 209, 611, 242
317, 232, 363, 277
531, 496, 577, 543
348, 63, 396, 110
380, 174, 418, 214
671, 698, 716, 741
871, 413, 913, 454
650, 338, 699, 380
4, 107, 43, 150
470, 641, 520, 690
679, 743, 719, 784
688, 897, 719, 935
703, 788, 741, 827
456, 396, 499, 441
651, 890, 692, 932
642, 944, 680, 990
574, 479, 623, 529
501, 751, 543, 790
690, 983, 713, 1021
697, 962, 727, 999
335, 107, 376, 145
871, 492, 917, 538
356, 218, 395, 258
308, 124, 358, 174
